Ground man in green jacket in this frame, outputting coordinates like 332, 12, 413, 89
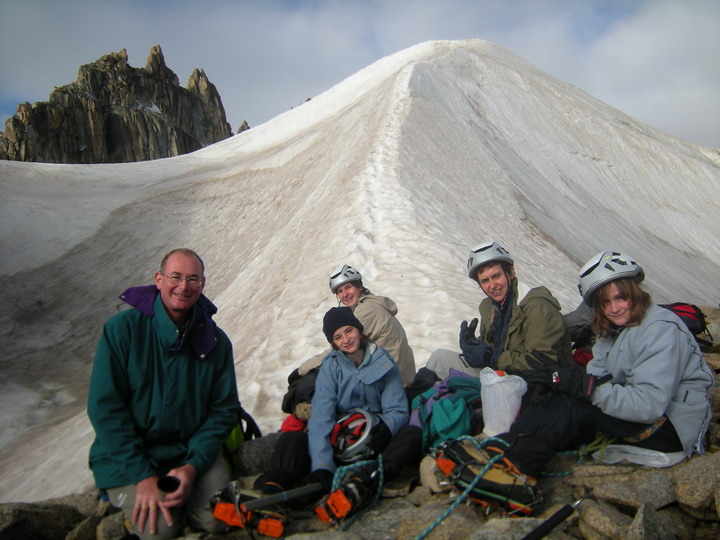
87, 248, 239, 539
426, 241, 572, 378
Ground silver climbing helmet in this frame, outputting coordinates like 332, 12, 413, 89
466, 241, 514, 280
330, 409, 375, 463
578, 251, 645, 306
329, 264, 363, 293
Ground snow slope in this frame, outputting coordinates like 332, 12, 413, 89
0, 39, 718, 503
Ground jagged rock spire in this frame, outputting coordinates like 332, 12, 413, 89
0, 45, 232, 163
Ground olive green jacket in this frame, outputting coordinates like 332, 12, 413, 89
479, 280, 572, 372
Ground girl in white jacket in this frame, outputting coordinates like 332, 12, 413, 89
578, 251, 715, 458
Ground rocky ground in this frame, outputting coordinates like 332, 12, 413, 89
2, 307, 719, 540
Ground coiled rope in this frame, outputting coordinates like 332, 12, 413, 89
542, 436, 616, 477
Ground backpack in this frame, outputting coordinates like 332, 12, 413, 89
222, 403, 263, 478
659, 303, 713, 346
409, 370, 482, 451
281, 367, 319, 415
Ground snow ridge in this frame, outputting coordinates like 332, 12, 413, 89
0, 39, 718, 504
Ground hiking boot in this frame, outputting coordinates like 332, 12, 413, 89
315, 463, 379, 522
253, 472, 289, 495
436, 439, 539, 515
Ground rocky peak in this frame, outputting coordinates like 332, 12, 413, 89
144, 45, 178, 83
0, 45, 233, 163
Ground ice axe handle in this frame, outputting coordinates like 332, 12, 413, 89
240, 482, 324, 512
520, 499, 582, 540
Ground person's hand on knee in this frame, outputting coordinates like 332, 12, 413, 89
133, 476, 173, 534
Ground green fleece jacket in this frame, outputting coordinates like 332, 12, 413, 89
479, 280, 572, 372
87, 294, 238, 489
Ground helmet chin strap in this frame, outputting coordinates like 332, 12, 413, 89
497, 273, 516, 307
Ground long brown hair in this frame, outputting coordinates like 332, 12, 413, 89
592, 278, 652, 338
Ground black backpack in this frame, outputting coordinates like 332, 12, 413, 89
281, 367, 319, 415
222, 403, 262, 477
659, 303, 713, 347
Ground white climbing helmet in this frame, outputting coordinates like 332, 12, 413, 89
329, 264, 363, 293
578, 251, 644, 306
330, 409, 375, 463
466, 241, 514, 280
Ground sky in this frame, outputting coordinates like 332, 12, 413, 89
0, 0, 719, 148
1, 39, 718, 503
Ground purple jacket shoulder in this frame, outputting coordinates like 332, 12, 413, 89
118, 285, 221, 358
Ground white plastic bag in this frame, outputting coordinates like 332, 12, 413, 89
592, 445, 686, 468
479, 367, 527, 436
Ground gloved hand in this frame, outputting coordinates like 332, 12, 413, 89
308, 468, 334, 493
459, 319, 493, 368
524, 350, 610, 400
367, 420, 391, 453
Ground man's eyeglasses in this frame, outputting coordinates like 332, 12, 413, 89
160, 273, 204, 288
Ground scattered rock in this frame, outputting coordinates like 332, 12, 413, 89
577, 498, 632, 539
705, 353, 720, 373
235, 431, 282, 476
670, 452, 720, 514
0, 502, 85, 539
568, 466, 676, 510
2, 343, 718, 539
626, 503, 675, 540
655, 505, 699, 539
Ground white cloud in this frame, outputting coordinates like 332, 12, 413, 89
0, 0, 718, 146
580, 0, 720, 146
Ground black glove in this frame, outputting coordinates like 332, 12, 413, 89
308, 468, 334, 493
524, 350, 609, 400
459, 319, 493, 368
367, 420, 391, 453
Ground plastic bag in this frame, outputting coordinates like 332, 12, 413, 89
479, 367, 527, 436
592, 445, 686, 468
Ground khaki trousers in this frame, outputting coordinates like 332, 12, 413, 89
106, 454, 229, 540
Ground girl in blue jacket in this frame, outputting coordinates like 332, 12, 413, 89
254, 307, 421, 502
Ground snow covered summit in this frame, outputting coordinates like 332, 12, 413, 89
0, 39, 718, 503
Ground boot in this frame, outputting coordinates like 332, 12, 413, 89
315, 463, 379, 522
435, 438, 539, 515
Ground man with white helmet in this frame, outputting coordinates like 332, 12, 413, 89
426, 241, 572, 379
